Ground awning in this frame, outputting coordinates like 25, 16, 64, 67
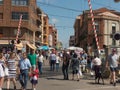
0, 40, 9, 44
15, 43, 23, 50
27, 43, 36, 50
38, 45, 49, 50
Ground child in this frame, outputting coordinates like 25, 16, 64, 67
30, 67, 39, 90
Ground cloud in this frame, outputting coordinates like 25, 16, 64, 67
51, 18, 59, 24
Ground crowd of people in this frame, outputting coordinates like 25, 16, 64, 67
0, 47, 119, 90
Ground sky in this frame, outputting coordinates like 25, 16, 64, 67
36, 0, 120, 48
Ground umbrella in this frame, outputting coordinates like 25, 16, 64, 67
38, 46, 49, 50
75, 47, 83, 52
67, 46, 76, 50
67, 46, 83, 52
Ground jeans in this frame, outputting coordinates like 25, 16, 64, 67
56, 63, 59, 71
50, 60, 56, 71
38, 62, 43, 74
19, 69, 29, 89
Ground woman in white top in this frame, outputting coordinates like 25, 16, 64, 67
0, 53, 5, 90
92, 55, 102, 82
37, 52, 44, 74
56, 53, 61, 72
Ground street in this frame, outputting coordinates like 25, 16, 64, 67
2, 60, 120, 90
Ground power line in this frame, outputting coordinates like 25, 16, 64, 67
48, 13, 75, 19
56, 26, 73, 28
37, 1, 83, 13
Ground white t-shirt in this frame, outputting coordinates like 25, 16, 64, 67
108, 54, 119, 67
0, 64, 5, 77
56, 56, 61, 63
38, 55, 44, 63
92, 57, 101, 66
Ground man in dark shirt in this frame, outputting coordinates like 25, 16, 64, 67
62, 51, 70, 80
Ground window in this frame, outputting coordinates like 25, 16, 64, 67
112, 23, 116, 45
12, 0, 28, 6
95, 22, 99, 32
112, 23, 116, 34
0, 13, 3, 19
12, 12, 29, 20
0, 0, 3, 5
0, 28, 3, 34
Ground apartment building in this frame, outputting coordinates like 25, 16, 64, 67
42, 14, 49, 46
74, 8, 120, 54
0, 0, 42, 51
48, 24, 58, 48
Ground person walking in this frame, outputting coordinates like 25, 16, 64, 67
71, 53, 80, 81
49, 50, 56, 71
62, 51, 70, 80
37, 51, 44, 74
28, 49, 37, 70
0, 53, 5, 90
6, 52, 17, 90
30, 67, 39, 90
92, 55, 102, 83
18, 52, 31, 90
55, 53, 61, 72
106, 48, 119, 86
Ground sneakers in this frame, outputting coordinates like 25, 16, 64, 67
110, 82, 113, 84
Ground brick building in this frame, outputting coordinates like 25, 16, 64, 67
48, 24, 58, 48
74, 8, 120, 54
0, 0, 42, 51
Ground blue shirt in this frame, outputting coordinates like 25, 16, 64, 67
19, 58, 31, 70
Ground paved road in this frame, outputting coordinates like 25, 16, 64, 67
2, 60, 120, 90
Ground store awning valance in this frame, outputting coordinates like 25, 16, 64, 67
15, 43, 23, 50
27, 43, 36, 50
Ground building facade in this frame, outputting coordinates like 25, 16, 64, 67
74, 8, 120, 55
42, 14, 49, 46
0, 0, 42, 51
48, 24, 58, 48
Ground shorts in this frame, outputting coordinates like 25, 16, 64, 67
72, 70, 79, 74
30, 79, 38, 85
110, 67, 117, 72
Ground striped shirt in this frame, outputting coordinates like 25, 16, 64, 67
7, 59, 16, 78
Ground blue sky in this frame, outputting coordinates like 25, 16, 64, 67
37, 0, 120, 48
